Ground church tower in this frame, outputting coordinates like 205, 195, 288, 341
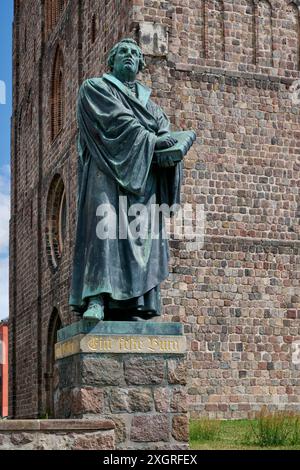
11, 0, 300, 419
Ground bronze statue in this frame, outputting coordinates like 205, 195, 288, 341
69, 38, 194, 321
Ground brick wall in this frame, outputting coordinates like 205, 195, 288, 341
10, 0, 300, 418
10, 0, 133, 418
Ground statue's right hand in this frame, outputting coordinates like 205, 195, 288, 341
155, 134, 178, 150
156, 154, 176, 168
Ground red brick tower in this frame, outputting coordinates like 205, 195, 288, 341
11, 0, 300, 419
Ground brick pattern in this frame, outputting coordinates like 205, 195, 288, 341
146, 0, 300, 76
10, 0, 300, 420
133, 0, 300, 419
10, 0, 133, 419
45, 0, 68, 37
55, 353, 188, 450
50, 47, 64, 141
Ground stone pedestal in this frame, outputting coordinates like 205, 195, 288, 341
54, 320, 188, 450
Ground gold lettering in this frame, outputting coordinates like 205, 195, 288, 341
147, 337, 180, 352
87, 336, 113, 352
148, 338, 159, 351
56, 344, 61, 357
119, 336, 144, 351
119, 337, 125, 350
104, 338, 112, 351
99, 337, 112, 351
88, 337, 99, 351
57, 335, 183, 357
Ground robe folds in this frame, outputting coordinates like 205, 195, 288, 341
69, 73, 182, 317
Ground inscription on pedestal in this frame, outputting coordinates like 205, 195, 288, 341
55, 334, 186, 359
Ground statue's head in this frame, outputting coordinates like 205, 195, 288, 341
108, 38, 146, 80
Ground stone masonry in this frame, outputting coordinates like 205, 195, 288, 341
10, 0, 300, 420
0, 419, 115, 450
54, 353, 188, 450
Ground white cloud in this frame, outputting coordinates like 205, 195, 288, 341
0, 256, 9, 320
0, 80, 6, 105
0, 164, 10, 191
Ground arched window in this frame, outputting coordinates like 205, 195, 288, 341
58, 188, 67, 254
17, 106, 23, 154
91, 14, 97, 44
26, 89, 32, 127
284, 2, 300, 71
240, 0, 256, 65
46, 174, 67, 270
257, 0, 273, 67
45, 0, 67, 36
50, 47, 64, 141
24, 27, 27, 52
207, 0, 225, 61
45, 308, 62, 418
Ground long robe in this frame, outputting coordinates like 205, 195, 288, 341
69, 73, 182, 317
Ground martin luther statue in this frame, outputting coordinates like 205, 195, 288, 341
69, 38, 184, 321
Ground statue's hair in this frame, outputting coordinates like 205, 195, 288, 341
107, 38, 146, 72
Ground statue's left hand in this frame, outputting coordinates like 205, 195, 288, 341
155, 135, 178, 150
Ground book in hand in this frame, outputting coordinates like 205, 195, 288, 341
153, 130, 196, 164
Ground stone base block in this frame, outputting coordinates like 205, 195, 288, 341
0, 419, 115, 450
54, 320, 188, 450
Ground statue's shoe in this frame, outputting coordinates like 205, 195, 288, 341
83, 303, 104, 320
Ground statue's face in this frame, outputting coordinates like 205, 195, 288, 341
112, 42, 140, 79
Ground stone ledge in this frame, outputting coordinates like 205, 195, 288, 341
57, 320, 183, 342
0, 419, 115, 432
174, 62, 299, 85
170, 235, 300, 253
205, 235, 300, 252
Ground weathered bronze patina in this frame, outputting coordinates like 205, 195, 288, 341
69, 38, 184, 321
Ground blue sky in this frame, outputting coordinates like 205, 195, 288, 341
0, 1, 13, 319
